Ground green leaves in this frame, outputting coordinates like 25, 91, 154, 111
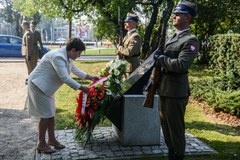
209, 34, 240, 90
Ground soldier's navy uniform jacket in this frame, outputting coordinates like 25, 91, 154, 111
157, 29, 199, 97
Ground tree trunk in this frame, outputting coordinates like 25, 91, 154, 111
15, 14, 21, 37
146, 0, 174, 58
68, 18, 72, 39
141, 5, 160, 59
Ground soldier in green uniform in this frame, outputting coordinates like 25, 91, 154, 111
117, 13, 141, 78
30, 20, 44, 59
156, 1, 199, 159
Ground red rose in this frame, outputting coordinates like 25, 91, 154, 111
92, 102, 99, 110
97, 91, 105, 100
87, 108, 94, 119
89, 87, 97, 99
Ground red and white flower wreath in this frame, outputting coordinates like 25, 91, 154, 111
75, 59, 126, 145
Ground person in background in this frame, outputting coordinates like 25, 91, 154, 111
21, 20, 32, 84
117, 12, 141, 78
30, 20, 44, 59
156, 1, 199, 159
26, 38, 98, 154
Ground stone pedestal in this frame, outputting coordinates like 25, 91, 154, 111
112, 95, 160, 146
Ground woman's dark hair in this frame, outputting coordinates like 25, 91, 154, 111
66, 38, 86, 52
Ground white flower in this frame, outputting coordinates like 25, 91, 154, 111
111, 63, 118, 69
114, 69, 120, 76
114, 79, 120, 84
121, 60, 126, 65
104, 80, 110, 87
106, 89, 112, 95
107, 60, 113, 66
109, 68, 113, 73
114, 60, 122, 68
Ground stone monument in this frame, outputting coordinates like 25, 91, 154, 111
107, 54, 161, 146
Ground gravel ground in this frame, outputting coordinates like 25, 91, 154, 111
0, 62, 38, 160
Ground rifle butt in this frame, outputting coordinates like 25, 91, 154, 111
143, 92, 154, 108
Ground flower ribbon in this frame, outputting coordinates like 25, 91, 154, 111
76, 76, 108, 117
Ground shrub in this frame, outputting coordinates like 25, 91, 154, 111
190, 79, 240, 117
208, 34, 240, 90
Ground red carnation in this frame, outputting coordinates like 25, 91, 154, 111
92, 102, 99, 110
89, 87, 97, 99
97, 91, 105, 100
87, 108, 94, 119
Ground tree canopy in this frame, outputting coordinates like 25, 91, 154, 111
5, 0, 240, 56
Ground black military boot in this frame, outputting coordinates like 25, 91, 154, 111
168, 149, 175, 160
174, 154, 184, 160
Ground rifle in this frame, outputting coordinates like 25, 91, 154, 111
143, 4, 168, 108
117, 6, 124, 59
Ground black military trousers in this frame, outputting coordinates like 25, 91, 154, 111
159, 96, 189, 157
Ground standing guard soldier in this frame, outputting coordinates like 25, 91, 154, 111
156, 1, 199, 159
117, 13, 141, 78
30, 20, 44, 67
21, 21, 33, 85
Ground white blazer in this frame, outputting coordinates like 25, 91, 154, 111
28, 47, 87, 96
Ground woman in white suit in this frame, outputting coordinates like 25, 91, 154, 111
26, 38, 98, 154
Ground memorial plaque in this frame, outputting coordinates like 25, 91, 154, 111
107, 54, 155, 130
122, 53, 155, 95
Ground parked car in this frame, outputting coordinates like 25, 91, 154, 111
54, 37, 66, 44
0, 35, 50, 57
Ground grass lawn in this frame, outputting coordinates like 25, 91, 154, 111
82, 48, 117, 55
46, 45, 116, 55
55, 61, 240, 160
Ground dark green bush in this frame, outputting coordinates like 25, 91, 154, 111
190, 34, 240, 117
190, 79, 240, 117
208, 34, 240, 90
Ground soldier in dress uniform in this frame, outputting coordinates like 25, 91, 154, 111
30, 20, 44, 59
117, 13, 141, 78
156, 1, 199, 159
29, 20, 44, 71
21, 20, 34, 84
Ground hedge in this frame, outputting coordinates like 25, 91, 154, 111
190, 79, 240, 117
208, 34, 240, 90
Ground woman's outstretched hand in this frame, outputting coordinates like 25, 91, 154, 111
86, 74, 99, 82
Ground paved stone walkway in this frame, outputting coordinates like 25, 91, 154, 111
36, 127, 217, 160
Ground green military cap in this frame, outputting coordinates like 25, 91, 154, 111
173, 0, 197, 17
